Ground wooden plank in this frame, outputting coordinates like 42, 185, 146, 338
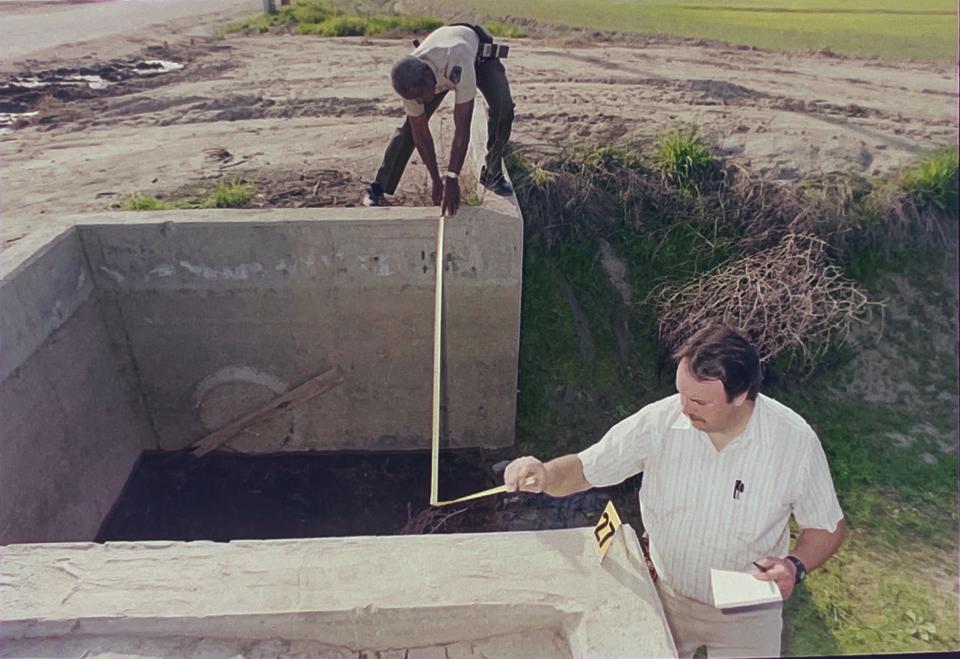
191, 367, 344, 457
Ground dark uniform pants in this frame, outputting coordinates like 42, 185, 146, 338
373, 57, 514, 195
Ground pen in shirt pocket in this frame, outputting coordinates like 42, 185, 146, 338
732, 479, 745, 499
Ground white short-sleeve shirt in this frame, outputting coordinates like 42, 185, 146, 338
402, 25, 479, 117
578, 393, 843, 605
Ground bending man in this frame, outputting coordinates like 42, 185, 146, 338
362, 23, 515, 216
504, 325, 846, 658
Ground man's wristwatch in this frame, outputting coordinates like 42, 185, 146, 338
785, 555, 807, 584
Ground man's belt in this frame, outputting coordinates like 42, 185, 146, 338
478, 42, 509, 61
450, 23, 510, 62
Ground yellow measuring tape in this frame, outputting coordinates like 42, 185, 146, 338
430, 213, 532, 506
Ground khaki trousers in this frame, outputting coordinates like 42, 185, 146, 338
657, 582, 783, 658
374, 57, 514, 194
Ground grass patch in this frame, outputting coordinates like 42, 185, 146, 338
299, 14, 369, 36
516, 243, 638, 456
203, 180, 255, 208
783, 531, 959, 654
437, 0, 957, 60
777, 391, 957, 548
121, 180, 256, 211
298, 14, 442, 36
900, 147, 959, 217
581, 144, 643, 170
484, 20, 528, 38
122, 193, 171, 211
226, 0, 441, 37
224, 13, 278, 34
653, 129, 715, 192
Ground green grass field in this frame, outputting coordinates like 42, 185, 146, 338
449, 0, 956, 60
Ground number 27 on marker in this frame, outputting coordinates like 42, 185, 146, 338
593, 500, 622, 560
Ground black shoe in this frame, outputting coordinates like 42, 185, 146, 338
480, 168, 514, 196
362, 183, 386, 207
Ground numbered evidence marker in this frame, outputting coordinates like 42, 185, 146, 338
593, 500, 623, 561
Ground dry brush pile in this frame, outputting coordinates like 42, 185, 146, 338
654, 234, 876, 369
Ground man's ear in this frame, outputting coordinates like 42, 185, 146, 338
732, 391, 750, 407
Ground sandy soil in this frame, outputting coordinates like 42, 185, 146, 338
0, 7, 956, 247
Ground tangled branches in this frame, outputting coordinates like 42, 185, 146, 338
509, 145, 718, 249
721, 166, 950, 256
654, 234, 878, 368
510, 150, 635, 248
511, 147, 953, 257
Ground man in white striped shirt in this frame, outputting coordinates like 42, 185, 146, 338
504, 325, 846, 658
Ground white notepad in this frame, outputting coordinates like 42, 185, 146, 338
710, 568, 782, 609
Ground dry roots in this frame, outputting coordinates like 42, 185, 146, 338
655, 233, 878, 367
398, 503, 467, 534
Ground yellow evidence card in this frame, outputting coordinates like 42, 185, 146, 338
593, 500, 622, 560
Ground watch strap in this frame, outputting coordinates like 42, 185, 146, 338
785, 555, 807, 584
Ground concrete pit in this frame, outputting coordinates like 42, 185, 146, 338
0, 201, 523, 545
0, 112, 676, 657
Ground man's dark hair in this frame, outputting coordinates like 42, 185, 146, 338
391, 56, 434, 98
673, 325, 761, 401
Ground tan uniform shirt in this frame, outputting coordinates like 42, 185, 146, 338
578, 393, 843, 605
402, 25, 479, 117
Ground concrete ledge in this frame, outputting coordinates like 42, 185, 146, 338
0, 525, 677, 658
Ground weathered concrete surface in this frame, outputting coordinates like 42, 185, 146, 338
0, 525, 677, 658
0, 227, 156, 545
0, 226, 92, 382
72, 197, 522, 452
0, 629, 570, 658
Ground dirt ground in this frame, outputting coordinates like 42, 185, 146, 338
0, 7, 956, 247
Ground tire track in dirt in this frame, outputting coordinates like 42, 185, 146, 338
52, 95, 404, 131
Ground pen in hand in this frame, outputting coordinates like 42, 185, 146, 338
752, 561, 771, 573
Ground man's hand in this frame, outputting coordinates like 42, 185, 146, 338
752, 557, 797, 600
441, 176, 461, 217
504, 456, 547, 493
431, 177, 443, 207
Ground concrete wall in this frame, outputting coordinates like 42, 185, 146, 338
0, 99, 523, 543
0, 200, 522, 543
74, 199, 522, 452
0, 228, 155, 545
0, 525, 677, 658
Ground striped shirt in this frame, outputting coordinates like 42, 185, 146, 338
578, 393, 843, 605
402, 25, 479, 117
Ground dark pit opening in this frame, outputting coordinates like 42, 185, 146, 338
96, 450, 504, 542
96, 449, 646, 543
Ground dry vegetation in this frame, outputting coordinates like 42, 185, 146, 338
654, 233, 875, 367
508, 139, 956, 373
